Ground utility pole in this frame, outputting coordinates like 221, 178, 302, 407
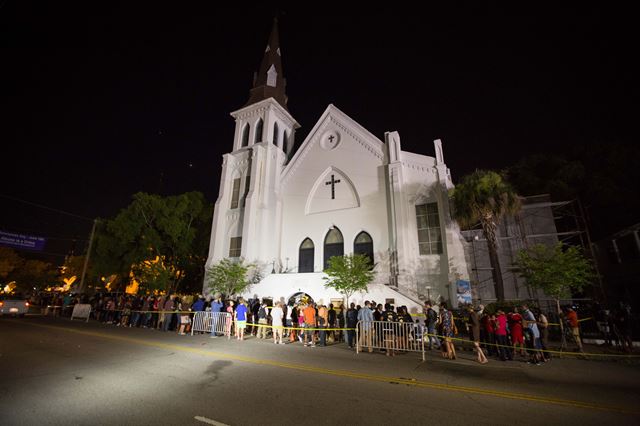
78, 219, 98, 294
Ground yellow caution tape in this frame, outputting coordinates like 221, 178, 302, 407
245, 322, 354, 332
425, 332, 640, 358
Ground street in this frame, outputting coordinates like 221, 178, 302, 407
1, 316, 639, 426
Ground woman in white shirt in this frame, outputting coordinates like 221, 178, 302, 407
270, 302, 285, 344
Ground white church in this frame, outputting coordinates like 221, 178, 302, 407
204, 21, 470, 313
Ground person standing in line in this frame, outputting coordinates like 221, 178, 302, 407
345, 302, 359, 349
521, 304, 543, 364
271, 301, 285, 344
225, 300, 235, 339
162, 296, 175, 332
616, 302, 633, 353
494, 309, 512, 361
381, 303, 398, 356
155, 296, 165, 330
327, 303, 337, 343
564, 306, 583, 352
439, 302, 456, 360
210, 295, 224, 337
235, 298, 248, 341
250, 298, 261, 337
140, 296, 150, 328
297, 304, 306, 343
467, 305, 488, 364
402, 306, 415, 351
357, 301, 374, 352
303, 303, 317, 347
537, 309, 551, 360
424, 301, 440, 350
289, 304, 299, 343
509, 308, 526, 358
257, 301, 269, 339
317, 303, 328, 346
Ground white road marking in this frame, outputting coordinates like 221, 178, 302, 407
194, 415, 229, 426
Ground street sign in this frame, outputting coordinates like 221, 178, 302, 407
0, 230, 46, 251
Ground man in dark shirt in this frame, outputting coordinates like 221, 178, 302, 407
346, 303, 358, 348
424, 301, 440, 350
328, 303, 337, 342
382, 304, 398, 356
373, 303, 383, 321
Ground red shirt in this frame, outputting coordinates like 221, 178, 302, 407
495, 314, 508, 336
566, 310, 578, 328
481, 315, 494, 333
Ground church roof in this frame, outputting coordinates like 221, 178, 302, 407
244, 18, 289, 111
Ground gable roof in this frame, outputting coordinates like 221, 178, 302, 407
282, 104, 385, 184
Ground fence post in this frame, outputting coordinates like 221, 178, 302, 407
356, 321, 360, 354
421, 324, 426, 362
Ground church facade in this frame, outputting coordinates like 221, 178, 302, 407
204, 22, 470, 312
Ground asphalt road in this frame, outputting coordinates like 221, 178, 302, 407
1, 316, 639, 426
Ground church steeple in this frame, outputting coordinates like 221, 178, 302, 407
245, 18, 288, 110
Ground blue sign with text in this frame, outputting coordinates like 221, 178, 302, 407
0, 230, 46, 251
456, 279, 472, 305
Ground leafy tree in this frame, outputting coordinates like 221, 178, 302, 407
10, 259, 57, 292
134, 256, 174, 293
91, 191, 212, 293
0, 247, 24, 281
515, 242, 595, 346
515, 243, 594, 305
206, 258, 254, 298
451, 169, 521, 301
323, 254, 374, 306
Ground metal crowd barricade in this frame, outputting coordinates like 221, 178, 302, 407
191, 311, 232, 338
356, 320, 425, 361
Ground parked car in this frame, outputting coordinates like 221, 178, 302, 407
0, 293, 30, 317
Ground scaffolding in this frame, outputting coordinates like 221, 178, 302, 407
462, 194, 603, 308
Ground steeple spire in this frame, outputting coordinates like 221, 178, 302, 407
245, 17, 288, 110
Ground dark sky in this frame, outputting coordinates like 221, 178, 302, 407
0, 3, 635, 261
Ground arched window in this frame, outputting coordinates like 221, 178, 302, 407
298, 238, 315, 273
324, 227, 344, 270
272, 122, 279, 145
241, 123, 250, 147
354, 231, 374, 268
254, 118, 263, 144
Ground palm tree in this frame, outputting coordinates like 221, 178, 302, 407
451, 170, 521, 301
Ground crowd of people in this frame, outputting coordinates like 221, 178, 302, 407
27, 291, 635, 359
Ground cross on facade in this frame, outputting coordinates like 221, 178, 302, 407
325, 174, 341, 199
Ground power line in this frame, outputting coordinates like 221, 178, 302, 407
0, 194, 94, 221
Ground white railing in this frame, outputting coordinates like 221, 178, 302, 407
356, 320, 425, 361
191, 311, 232, 338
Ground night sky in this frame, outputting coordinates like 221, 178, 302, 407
0, 4, 635, 261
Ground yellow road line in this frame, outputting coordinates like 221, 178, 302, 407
21, 322, 639, 416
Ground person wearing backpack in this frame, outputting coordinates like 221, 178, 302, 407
425, 301, 440, 350
257, 301, 269, 339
